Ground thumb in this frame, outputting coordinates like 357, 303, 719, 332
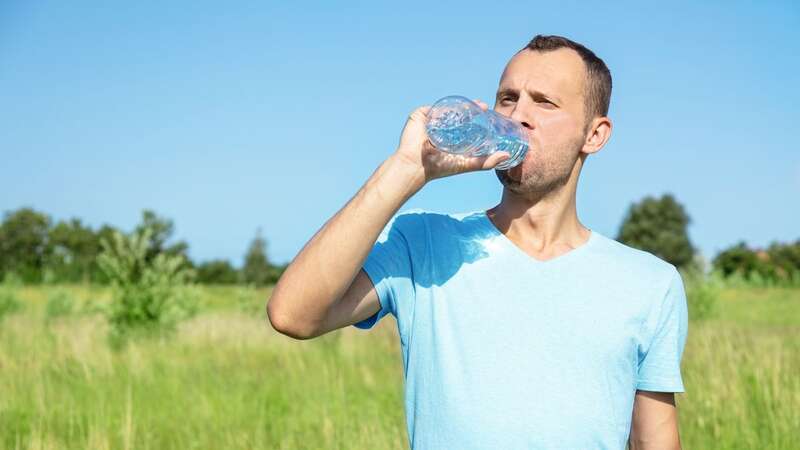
481, 151, 511, 170
464, 151, 511, 172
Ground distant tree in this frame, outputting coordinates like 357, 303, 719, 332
46, 218, 99, 283
616, 193, 697, 270
712, 241, 763, 278
134, 210, 193, 271
242, 228, 271, 286
196, 259, 239, 284
713, 239, 800, 283
766, 239, 800, 281
0, 208, 52, 283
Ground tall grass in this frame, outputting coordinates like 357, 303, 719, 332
0, 273, 23, 322
0, 284, 797, 449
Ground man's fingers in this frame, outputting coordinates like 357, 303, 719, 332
472, 99, 489, 111
411, 105, 432, 121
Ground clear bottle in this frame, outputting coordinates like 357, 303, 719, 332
425, 95, 529, 169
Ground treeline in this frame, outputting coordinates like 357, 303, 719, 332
712, 241, 800, 285
0, 207, 286, 286
1, 194, 800, 287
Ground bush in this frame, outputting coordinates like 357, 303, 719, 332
98, 226, 199, 347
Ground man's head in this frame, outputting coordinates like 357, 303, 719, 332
494, 34, 613, 198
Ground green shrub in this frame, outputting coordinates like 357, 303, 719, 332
97, 226, 199, 347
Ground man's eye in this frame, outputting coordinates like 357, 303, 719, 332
501, 97, 516, 103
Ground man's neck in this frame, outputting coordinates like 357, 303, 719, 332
486, 183, 590, 258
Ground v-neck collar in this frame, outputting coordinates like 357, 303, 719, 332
476, 210, 597, 265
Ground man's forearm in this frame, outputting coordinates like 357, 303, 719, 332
267, 155, 424, 336
628, 390, 682, 450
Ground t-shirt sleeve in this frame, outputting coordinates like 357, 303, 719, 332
352, 212, 417, 330
636, 267, 689, 393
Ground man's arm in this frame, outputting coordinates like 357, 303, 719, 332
267, 102, 508, 339
628, 390, 682, 450
267, 154, 424, 339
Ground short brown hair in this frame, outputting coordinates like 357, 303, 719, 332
520, 34, 612, 123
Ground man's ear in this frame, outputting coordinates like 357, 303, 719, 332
582, 116, 612, 155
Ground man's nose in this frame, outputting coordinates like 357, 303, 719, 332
510, 108, 533, 130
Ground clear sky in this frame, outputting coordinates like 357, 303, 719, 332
1, 0, 798, 267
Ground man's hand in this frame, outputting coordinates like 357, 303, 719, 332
391, 100, 511, 185
628, 390, 682, 450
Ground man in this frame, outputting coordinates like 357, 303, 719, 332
268, 34, 688, 450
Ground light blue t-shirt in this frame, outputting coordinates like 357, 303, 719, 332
353, 209, 689, 450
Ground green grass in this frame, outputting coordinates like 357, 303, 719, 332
0, 283, 798, 449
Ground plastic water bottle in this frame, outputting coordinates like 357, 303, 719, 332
425, 95, 529, 169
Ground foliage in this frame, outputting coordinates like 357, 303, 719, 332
0, 208, 52, 283
97, 226, 199, 347
712, 240, 800, 288
196, 259, 240, 284
616, 193, 697, 270
133, 209, 193, 269
242, 228, 272, 287
47, 218, 100, 283
0, 206, 283, 286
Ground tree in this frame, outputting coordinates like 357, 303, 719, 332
712, 241, 763, 278
0, 207, 52, 283
46, 218, 99, 283
242, 228, 271, 286
196, 259, 239, 284
616, 193, 696, 270
766, 239, 800, 281
713, 239, 800, 283
134, 210, 193, 271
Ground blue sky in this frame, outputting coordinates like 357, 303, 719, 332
1, 1, 798, 267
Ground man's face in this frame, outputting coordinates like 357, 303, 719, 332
493, 48, 590, 196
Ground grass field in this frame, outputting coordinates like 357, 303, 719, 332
0, 283, 798, 449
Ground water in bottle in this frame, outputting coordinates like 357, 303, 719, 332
425, 95, 529, 169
